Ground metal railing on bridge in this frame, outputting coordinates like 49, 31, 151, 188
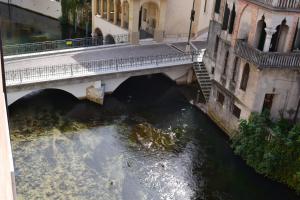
3, 34, 129, 56
5, 51, 202, 86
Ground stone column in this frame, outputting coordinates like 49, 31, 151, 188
154, 0, 167, 42
128, 0, 140, 44
121, 3, 125, 28
100, 0, 104, 17
263, 27, 276, 52
107, 0, 111, 21
114, 0, 118, 24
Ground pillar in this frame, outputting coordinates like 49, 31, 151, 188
154, 0, 167, 42
101, 0, 104, 17
107, 0, 111, 21
263, 27, 276, 52
121, 3, 125, 28
114, 0, 118, 24
128, 0, 140, 44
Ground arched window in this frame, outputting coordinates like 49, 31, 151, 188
223, 51, 229, 75
255, 16, 267, 51
228, 4, 236, 34
270, 19, 289, 52
240, 63, 250, 91
222, 2, 230, 30
232, 57, 239, 82
215, 0, 221, 14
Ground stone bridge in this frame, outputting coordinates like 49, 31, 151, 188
4, 41, 206, 105
5, 51, 203, 105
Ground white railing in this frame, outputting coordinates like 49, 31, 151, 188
5, 52, 202, 86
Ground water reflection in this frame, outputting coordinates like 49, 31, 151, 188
9, 75, 300, 200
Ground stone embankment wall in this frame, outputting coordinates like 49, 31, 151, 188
0, 0, 61, 19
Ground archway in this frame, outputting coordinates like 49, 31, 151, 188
105, 34, 116, 44
94, 28, 104, 45
270, 19, 289, 52
254, 16, 266, 51
139, 2, 159, 39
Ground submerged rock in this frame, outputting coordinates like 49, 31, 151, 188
130, 123, 178, 150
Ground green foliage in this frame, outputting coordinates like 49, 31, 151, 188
232, 113, 300, 193
60, 0, 91, 25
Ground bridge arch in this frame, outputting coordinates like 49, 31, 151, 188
105, 34, 116, 44
8, 88, 79, 107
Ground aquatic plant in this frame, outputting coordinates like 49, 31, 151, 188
130, 122, 179, 150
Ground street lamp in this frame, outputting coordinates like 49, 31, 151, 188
186, 0, 196, 52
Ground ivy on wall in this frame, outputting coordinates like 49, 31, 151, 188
60, 0, 91, 28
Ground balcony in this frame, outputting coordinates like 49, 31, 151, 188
249, 0, 300, 11
235, 40, 300, 68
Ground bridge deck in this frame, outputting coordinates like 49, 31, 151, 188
4, 42, 206, 70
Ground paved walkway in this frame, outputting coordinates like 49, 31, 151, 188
4, 41, 207, 71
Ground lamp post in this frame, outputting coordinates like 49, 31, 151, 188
186, 0, 196, 52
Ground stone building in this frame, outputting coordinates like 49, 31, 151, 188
91, 0, 214, 44
204, 0, 300, 135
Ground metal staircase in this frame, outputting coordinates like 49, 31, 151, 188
193, 62, 212, 103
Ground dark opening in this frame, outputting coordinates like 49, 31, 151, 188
228, 4, 236, 34
214, 0, 221, 14
222, 3, 230, 30
223, 51, 229, 75
139, 7, 142, 30
105, 34, 115, 44
232, 57, 239, 82
262, 94, 274, 113
217, 91, 225, 105
232, 104, 241, 119
240, 63, 250, 91
214, 36, 219, 59
257, 17, 267, 51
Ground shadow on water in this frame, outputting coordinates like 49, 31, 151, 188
9, 74, 300, 200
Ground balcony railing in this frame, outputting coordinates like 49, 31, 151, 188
235, 40, 300, 68
3, 34, 129, 56
5, 51, 202, 86
249, 0, 300, 10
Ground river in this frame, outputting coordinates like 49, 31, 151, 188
9, 74, 300, 200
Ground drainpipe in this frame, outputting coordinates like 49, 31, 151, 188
186, 0, 196, 52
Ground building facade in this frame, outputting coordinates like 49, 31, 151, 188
204, 0, 300, 135
91, 0, 214, 44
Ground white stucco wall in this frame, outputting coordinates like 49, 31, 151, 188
0, 0, 61, 19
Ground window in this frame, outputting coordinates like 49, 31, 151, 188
214, 36, 219, 59
217, 91, 225, 105
214, 0, 221, 14
204, 0, 207, 13
232, 104, 241, 119
222, 2, 230, 30
228, 4, 236, 34
240, 63, 250, 91
231, 57, 239, 82
223, 51, 229, 75
262, 94, 274, 113
211, 67, 215, 75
